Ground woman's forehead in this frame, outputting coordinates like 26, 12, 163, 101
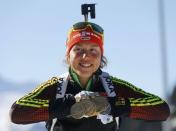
74, 42, 99, 47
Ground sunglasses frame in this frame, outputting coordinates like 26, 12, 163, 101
72, 22, 104, 35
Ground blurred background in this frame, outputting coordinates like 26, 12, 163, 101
0, 0, 175, 131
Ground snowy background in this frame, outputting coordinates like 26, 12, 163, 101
0, 0, 176, 130
0, 77, 46, 131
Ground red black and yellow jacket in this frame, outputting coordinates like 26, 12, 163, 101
10, 71, 170, 131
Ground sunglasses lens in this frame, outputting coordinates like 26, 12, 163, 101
73, 22, 103, 34
91, 23, 104, 34
73, 22, 87, 30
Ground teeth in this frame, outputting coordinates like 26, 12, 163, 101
80, 63, 91, 67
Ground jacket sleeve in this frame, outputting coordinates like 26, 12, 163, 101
111, 76, 170, 121
9, 77, 58, 124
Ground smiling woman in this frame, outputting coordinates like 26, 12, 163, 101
10, 21, 170, 131
66, 42, 102, 87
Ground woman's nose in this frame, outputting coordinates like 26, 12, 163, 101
81, 50, 90, 59
82, 52, 88, 59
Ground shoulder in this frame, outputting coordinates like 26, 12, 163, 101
39, 77, 59, 88
109, 75, 141, 91
31, 76, 64, 93
110, 75, 131, 86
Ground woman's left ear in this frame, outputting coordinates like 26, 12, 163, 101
66, 55, 70, 65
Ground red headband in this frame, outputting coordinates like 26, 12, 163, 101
66, 26, 104, 55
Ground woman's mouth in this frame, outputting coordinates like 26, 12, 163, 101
79, 63, 92, 68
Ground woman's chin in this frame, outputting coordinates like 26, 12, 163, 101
77, 71, 93, 78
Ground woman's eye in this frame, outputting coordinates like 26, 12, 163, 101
74, 47, 82, 52
90, 48, 97, 53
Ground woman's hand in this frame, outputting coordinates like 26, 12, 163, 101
49, 94, 76, 119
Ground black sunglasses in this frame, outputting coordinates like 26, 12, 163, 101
72, 22, 104, 34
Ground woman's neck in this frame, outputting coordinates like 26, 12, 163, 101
79, 76, 90, 88
69, 68, 92, 88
